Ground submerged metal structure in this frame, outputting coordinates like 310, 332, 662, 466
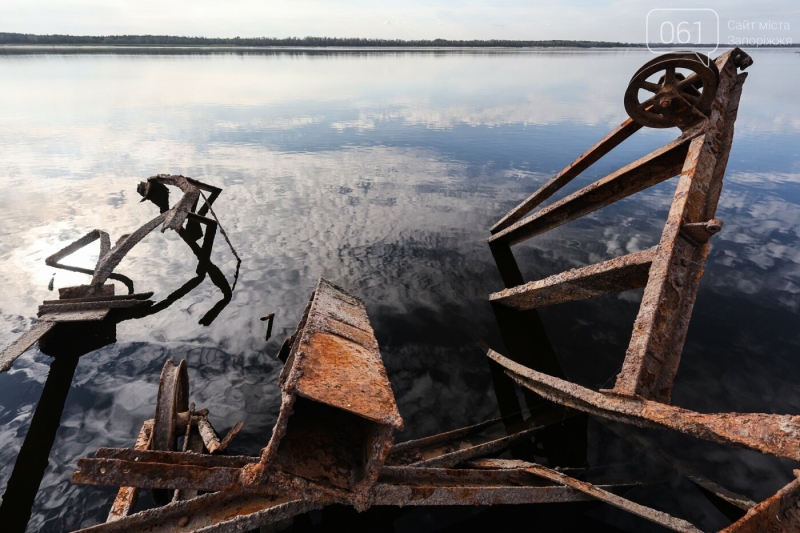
486, 48, 800, 530
0, 175, 238, 374
3, 48, 795, 531
70, 279, 697, 532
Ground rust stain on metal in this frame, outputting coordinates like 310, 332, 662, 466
490, 247, 656, 310
721, 472, 800, 532
468, 458, 701, 532
488, 349, 800, 462
290, 280, 403, 429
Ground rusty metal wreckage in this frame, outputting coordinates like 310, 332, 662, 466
0, 174, 243, 374
3, 47, 798, 531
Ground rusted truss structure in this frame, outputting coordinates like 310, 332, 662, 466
486, 48, 800, 530
0, 174, 238, 374
489, 48, 753, 403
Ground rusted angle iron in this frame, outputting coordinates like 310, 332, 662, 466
487, 349, 800, 462
468, 458, 701, 532
720, 471, 800, 532
602, 420, 756, 512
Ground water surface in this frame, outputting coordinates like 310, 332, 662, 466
0, 48, 798, 532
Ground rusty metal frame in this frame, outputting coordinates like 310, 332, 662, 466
485, 50, 800, 465
719, 472, 800, 532
483, 49, 800, 531
489, 48, 753, 403
0, 174, 234, 374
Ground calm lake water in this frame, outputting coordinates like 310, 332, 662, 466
0, 48, 798, 532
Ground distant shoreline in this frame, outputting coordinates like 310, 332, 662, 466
1, 45, 797, 55
2, 32, 797, 49
1, 33, 796, 51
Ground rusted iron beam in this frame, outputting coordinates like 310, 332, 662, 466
487, 349, 800, 462
195, 418, 243, 454
37, 299, 153, 316
173, 426, 205, 502
388, 405, 571, 465
379, 465, 551, 487
491, 118, 643, 234
94, 448, 257, 467
196, 418, 222, 452
613, 50, 750, 402
74, 457, 244, 492
721, 472, 800, 532
0, 321, 56, 372
74, 476, 628, 533
59, 284, 115, 299
41, 292, 154, 305
44, 229, 111, 285
146, 174, 202, 233
78, 491, 322, 533
250, 279, 403, 502
40, 310, 110, 322
106, 420, 153, 522
468, 458, 701, 533
488, 133, 695, 246
370, 483, 599, 507
91, 213, 168, 287
411, 426, 542, 468
490, 248, 655, 310
217, 421, 244, 453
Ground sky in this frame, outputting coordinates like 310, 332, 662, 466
0, 0, 798, 43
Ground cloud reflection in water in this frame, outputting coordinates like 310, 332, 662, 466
0, 48, 797, 531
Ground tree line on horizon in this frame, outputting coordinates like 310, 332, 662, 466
0, 33, 644, 47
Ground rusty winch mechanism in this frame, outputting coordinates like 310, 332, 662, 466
65, 49, 800, 532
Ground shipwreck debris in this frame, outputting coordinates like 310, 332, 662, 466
261, 312, 275, 341
69, 279, 720, 533
0, 175, 239, 374
1, 48, 786, 531
107, 358, 244, 516
69, 279, 623, 531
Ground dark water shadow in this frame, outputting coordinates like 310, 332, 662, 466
0, 321, 115, 531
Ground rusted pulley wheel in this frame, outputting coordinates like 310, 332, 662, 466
624, 53, 719, 129
152, 359, 189, 504
153, 359, 190, 451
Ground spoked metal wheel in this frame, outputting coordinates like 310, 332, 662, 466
624, 53, 719, 129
